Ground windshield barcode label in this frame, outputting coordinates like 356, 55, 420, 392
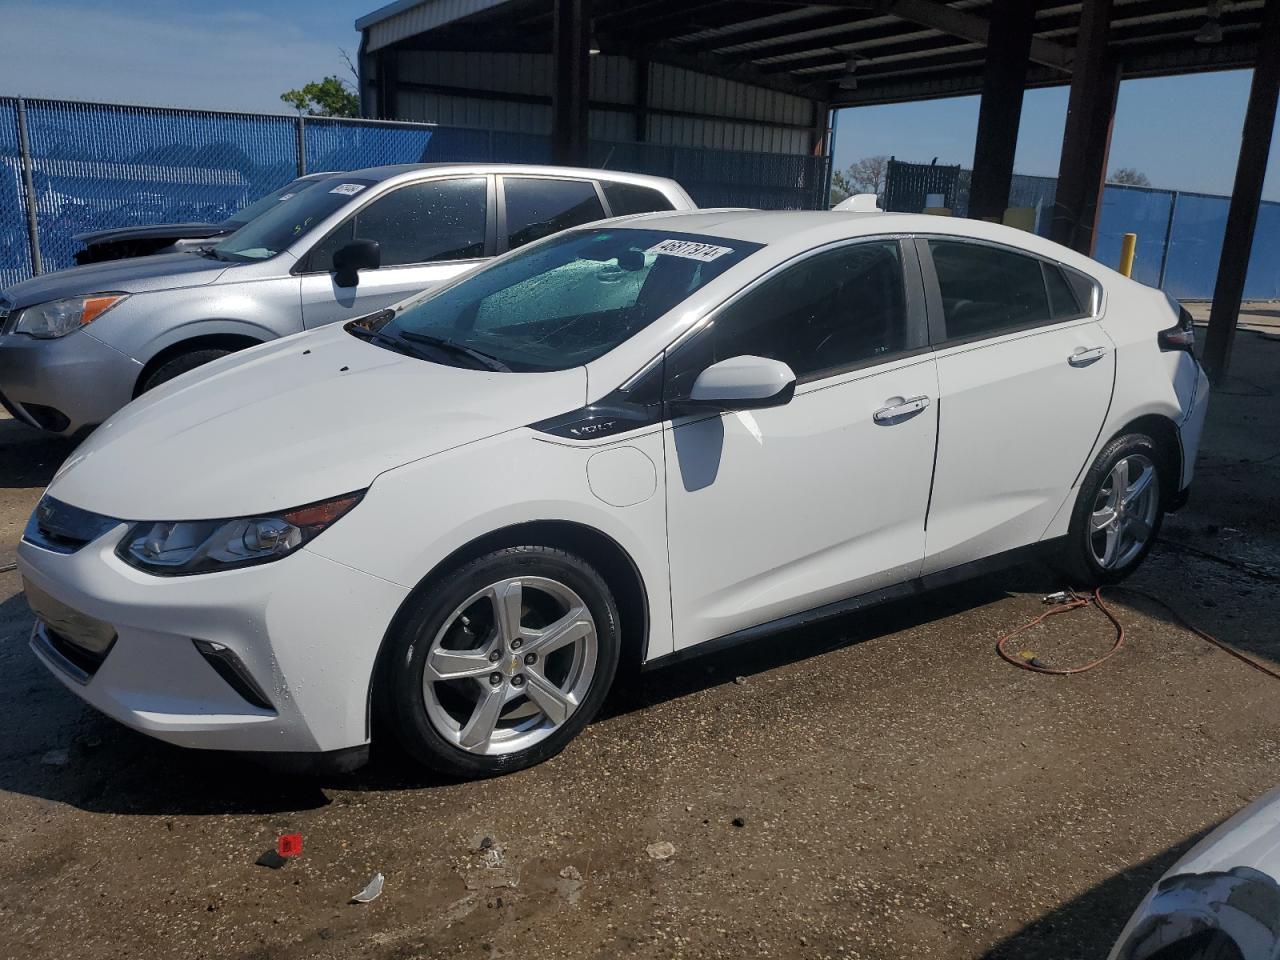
645, 239, 733, 262
330, 183, 367, 196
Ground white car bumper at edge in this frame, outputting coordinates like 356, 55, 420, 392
17, 527, 408, 758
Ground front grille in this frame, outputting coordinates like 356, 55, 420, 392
23, 496, 122, 555
33, 622, 115, 682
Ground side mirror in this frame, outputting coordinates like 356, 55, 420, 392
332, 239, 380, 288
687, 355, 796, 411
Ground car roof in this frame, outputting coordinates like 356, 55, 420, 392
604, 208, 1115, 277
317, 163, 685, 191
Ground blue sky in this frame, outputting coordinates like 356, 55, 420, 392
0, 2, 1275, 201
833, 70, 1280, 202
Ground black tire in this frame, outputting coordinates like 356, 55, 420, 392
377, 546, 621, 779
140, 348, 232, 393
1058, 432, 1167, 587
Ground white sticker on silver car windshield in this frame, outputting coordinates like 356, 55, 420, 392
276, 193, 295, 201
645, 239, 733, 262
330, 183, 367, 196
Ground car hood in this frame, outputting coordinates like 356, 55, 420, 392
72, 222, 229, 245
46, 324, 586, 520
2, 251, 234, 307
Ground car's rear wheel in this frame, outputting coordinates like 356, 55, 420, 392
140, 348, 232, 393
378, 546, 620, 778
1059, 432, 1166, 586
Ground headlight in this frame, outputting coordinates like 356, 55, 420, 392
13, 293, 129, 339
116, 492, 362, 576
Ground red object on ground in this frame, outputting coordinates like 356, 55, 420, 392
278, 834, 303, 857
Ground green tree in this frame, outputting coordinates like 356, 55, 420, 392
280, 76, 359, 118
829, 155, 890, 206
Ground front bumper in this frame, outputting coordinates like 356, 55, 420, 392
18, 524, 409, 755
0, 329, 142, 434
1178, 364, 1211, 492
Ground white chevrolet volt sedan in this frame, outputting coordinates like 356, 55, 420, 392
18, 210, 1209, 778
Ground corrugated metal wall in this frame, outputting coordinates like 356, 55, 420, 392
390, 51, 814, 154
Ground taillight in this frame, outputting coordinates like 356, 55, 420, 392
1158, 304, 1196, 353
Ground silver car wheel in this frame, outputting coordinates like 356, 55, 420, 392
1089, 453, 1160, 570
421, 576, 598, 756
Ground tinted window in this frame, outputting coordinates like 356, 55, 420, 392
929, 240, 1051, 340
380, 229, 759, 372
667, 241, 910, 397
309, 177, 487, 270
1044, 262, 1083, 320
603, 181, 676, 216
504, 178, 605, 250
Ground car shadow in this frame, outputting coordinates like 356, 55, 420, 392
0, 415, 78, 489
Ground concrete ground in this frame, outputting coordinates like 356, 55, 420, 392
1, 332, 1278, 960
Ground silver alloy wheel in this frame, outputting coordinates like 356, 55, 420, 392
421, 576, 598, 756
1089, 453, 1160, 570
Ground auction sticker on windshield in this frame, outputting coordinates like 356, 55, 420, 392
645, 239, 734, 262
330, 183, 367, 196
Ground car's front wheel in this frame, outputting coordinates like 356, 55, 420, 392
1059, 432, 1167, 586
378, 546, 620, 778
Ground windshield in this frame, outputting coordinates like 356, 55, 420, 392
373, 229, 761, 372
213, 178, 375, 260
223, 176, 326, 228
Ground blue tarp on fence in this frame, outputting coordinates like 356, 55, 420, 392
0, 96, 830, 286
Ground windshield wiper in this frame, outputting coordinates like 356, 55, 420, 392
345, 323, 431, 360
397, 331, 510, 372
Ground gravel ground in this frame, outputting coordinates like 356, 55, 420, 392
1, 331, 1277, 960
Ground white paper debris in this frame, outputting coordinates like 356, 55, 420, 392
351, 872, 384, 903
646, 841, 675, 861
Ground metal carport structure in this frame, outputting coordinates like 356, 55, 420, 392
356, 0, 1280, 381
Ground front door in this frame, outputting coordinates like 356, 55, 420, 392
299, 175, 493, 328
661, 240, 940, 650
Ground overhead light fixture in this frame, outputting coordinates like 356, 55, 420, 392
1195, 0, 1224, 44
838, 55, 859, 91
589, 34, 601, 55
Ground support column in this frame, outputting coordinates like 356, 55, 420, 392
969, 0, 1035, 221
1203, 0, 1280, 383
1050, 0, 1117, 255
553, 0, 591, 166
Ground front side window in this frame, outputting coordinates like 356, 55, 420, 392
666, 241, 912, 398
503, 178, 606, 250
928, 240, 1055, 340
308, 177, 488, 270
373, 228, 760, 372
214, 178, 375, 261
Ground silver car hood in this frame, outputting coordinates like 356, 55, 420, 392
46, 323, 587, 520
2, 252, 236, 307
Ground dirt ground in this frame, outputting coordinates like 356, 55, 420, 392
1, 330, 1278, 960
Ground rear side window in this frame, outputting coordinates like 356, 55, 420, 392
308, 177, 488, 270
503, 178, 606, 250
1044, 262, 1084, 320
602, 181, 676, 216
929, 240, 1051, 340
666, 241, 911, 397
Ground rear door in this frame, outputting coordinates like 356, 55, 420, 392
919, 237, 1114, 574
298, 175, 494, 328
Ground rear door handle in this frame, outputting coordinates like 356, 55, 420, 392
1068, 346, 1107, 367
873, 395, 931, 424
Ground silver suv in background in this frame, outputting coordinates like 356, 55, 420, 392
0, 164, 694, 434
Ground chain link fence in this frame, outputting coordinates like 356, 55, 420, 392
0, 96, 830, 285
884, 158, 1280, 300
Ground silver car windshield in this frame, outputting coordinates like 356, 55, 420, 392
214, 178, 376, 261
223, 177, 326, 229
370, 229, 761, 373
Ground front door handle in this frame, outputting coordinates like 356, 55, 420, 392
1068, 346, 1108, 367
873, 395, 931, 424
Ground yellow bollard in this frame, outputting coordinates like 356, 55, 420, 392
1118, 232, 1137, 278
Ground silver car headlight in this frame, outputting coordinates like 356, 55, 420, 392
116, 492, 363, 576
13, 293, 129, 339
